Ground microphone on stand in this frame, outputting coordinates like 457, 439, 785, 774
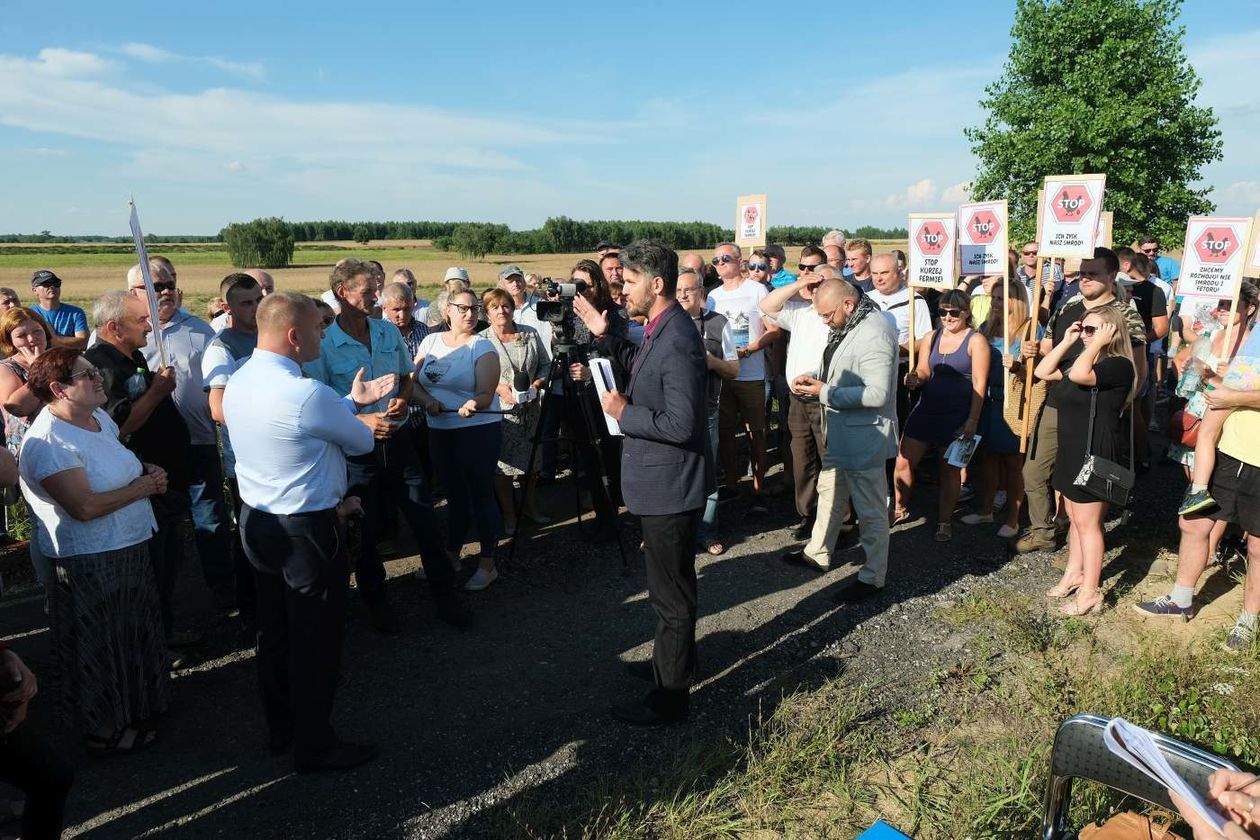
512, 370, 536, 405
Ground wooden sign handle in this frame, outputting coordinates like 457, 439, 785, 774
1019, 257, 1046, 453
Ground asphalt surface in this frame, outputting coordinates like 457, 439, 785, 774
0, 449, 1192, 839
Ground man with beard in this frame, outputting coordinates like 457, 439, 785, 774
574, 240, 708, 726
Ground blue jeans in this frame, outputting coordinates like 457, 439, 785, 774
697, 410, 720, 543
429, 423, 503, 558
188, 444, 234, 604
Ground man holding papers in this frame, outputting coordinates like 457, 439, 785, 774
574, 240, 709, 727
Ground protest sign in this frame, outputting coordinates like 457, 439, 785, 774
1178, 216, 1253, 300
128, 198, 167, 366
907, 213, 956, 290
1097, 211, 1114, 249
735, 194, 767, 250
1037, 174, 1106, 257
957, 199, 1009, 277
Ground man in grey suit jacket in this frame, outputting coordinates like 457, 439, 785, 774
574, 240, 709, 726
788, 279, 899, 602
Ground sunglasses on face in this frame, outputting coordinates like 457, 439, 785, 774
939, 308, 965, 318
1022, 250, 1038, 256
747, 262, 768, 271
1215, 300, 1235, 312
1141, 247, 1159, 254
1079, 324, 1099, 336
798, 262, 824, 272
153, 281, 176, 293
712, 254, 738, 266
37, 281, 62, 289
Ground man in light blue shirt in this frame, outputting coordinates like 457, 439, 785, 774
225, 291, 394, 773
1139, 235, 1180, 283
29, 270, 89, 349
306, 258, 472, 632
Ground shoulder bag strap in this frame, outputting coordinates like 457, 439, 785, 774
1085, 387, 1098, 458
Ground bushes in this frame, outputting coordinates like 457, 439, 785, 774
221, 217, 295, 268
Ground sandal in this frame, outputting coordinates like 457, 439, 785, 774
890, 507, 912, 527
86, 726, 157, 757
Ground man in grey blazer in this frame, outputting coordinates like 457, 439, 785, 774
787, 279, 899, 602
574, 240, 709, 726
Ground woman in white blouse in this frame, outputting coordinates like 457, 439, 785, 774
18, 347, 169, 755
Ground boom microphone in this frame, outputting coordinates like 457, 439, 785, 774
513, 370, 536, 405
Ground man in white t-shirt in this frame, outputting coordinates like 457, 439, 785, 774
868, 254, 932, 428
706, 242, 780, 507
761, 260, 839, 538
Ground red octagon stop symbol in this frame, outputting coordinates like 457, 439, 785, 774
917, 220, 950, 256
967, 209, 1002, 245
1051, 184, 1093, 223
1195, 226, 1240, 264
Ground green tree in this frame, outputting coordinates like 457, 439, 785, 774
451, 223, 499, 261
966, 0, 1222, 246
221, 217, 295, 268
352, 223, 371, 244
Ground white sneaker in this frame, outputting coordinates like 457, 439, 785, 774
997, 523, 1019, 539
960, 513, 994, 525
994, 491, 1008, 511
464, 566, 498, 591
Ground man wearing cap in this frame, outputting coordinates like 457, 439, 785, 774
499, 265, 552, 348
29, 270, 89, 349
765, 246, 797, 290
595, 241, 618, 259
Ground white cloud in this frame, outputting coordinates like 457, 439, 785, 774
32, 47, 113, 77
119, 42, 264, 81
884, 178, 939, 209
226, 160, 244, 172
1217, 180, 1260, 206
941, 181, 972, 204
17, 147, 70, 157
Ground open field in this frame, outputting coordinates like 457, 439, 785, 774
0, 240, 911, 311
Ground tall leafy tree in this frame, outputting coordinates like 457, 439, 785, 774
966, 0, 1222, 246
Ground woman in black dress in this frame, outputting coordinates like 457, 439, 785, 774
1034, 306, 1135, 616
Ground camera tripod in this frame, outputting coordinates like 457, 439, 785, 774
506, 342, 628, 569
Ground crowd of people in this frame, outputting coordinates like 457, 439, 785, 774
1, 227, 1258, 838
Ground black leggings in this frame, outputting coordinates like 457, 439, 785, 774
429, 423, 503, 557
0, 723, 74, 840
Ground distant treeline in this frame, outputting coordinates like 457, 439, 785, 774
2, 219, 909, 255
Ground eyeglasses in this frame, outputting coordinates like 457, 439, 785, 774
1022, 250, 1038, 256
1080, 325, 1098, 337
747, 262, 768, 271
152, 281, 176, 293
939, 308, 965, 318
1140, 247, 1159, 254
798, 262, 824, 272
36, 281, 62, 289
449, 303, 480, 316
69, 367, 104, 383
712, 255, 738, 266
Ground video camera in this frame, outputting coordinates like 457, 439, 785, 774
537, 278, 590, 353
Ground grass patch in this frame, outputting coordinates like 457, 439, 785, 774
501, 582, 1259, 839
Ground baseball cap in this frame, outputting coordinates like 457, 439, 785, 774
763, 244, 786, 261
595, 240, 617, 252
31, 269, 62, 287
443, 267, 470, 282
498, 265, 525, 281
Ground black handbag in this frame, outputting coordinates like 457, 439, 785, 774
1072, 387, 1135, 508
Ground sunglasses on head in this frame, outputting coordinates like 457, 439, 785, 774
798, 262, 824, 272
939, 308, 965, 318
712, 254, 738, 266
747, 262, 768, 271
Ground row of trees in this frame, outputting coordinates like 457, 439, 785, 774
222, 217, 295, 268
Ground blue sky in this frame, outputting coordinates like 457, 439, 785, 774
1, 0, 1257, 236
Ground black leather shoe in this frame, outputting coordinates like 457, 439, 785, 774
834, 580, 884, 604
364, 599, 399, 634
434, 592, 474, 629
625, 659, 655, 682
791, 517, 814, 541
268, 732, 292, 755
781, 549, 827, 572
295, 740, 380, 774
611, 690, 688, 727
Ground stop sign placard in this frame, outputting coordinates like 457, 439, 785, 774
1195, 226, 1240, 264
917, 220, 950, 256
966, 209, 1002, 245
1051, 184, 1093, 224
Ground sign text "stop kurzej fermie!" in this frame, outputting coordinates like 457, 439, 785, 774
1178, 216, 1255, 301
908, 213, 957, 290
1037, 174, 1106, 258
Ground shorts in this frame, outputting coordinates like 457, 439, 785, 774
1205, 452, 1260, 534
719, 379, 768, 432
